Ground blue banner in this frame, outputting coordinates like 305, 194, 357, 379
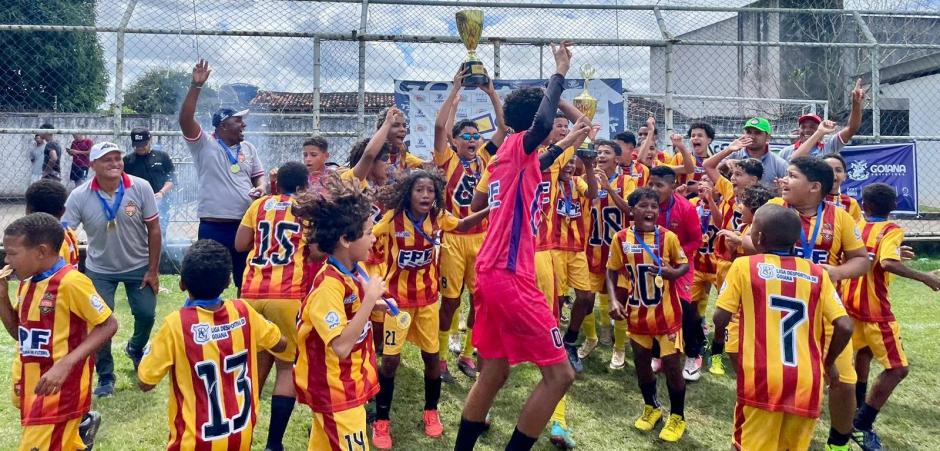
841, 142, 918, 215
395, 78, 624, 159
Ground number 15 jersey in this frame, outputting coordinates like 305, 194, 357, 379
138, 300, 282, 451
239, 194, 313, 300
716, 255, 847, 418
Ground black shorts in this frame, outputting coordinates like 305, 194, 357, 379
69, 165, 89, 182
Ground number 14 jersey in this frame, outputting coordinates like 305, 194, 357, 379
138, 300, 282, 450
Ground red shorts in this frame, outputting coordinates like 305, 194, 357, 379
472, 269, 567, 367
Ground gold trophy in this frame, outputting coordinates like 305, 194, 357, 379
456, 10, 489, 87
573, 64, 598, 156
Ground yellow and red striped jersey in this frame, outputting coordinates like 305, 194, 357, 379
716, 254, 847, 418
607, 226, 687, 335
841, 221, 904, 322
295, 263, 379, 413
690, 197, 719, 275
239, 194, 313, 300
536, 146, 576, 251
620, 161, 650, 187
551, 176, 590, 252
15, 265, 111, 425
435, 143, 494, 236
825, 193, 862, 223
373, 209, 459, 308
586, 171, 637, 274
61, 225, 80, 267
388, 149, 426, 172
670, 152, 708, 186
138, 299, 281, 451
767, 198, 865, 266
712, 175, 745, 262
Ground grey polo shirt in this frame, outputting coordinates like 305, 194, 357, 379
64, 173, 159, 274
185, 128, 264, 220
729, 148, 790, 186
777, 133, 847, 160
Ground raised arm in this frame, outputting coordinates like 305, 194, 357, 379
792, 120, 837, 159
703, 135, 750, 185
540, 117, 589, 171
637, 116, 657, 167
434, 69, 465, 159
523, 41, 572, 154
670, 134, 695, 175
179, 59, 211, 140
839, 79, 865, 144
480, 75, 508, 147
352, 107, 401, 180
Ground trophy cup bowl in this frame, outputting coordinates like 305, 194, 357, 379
573, 64, 598, 157
456, 10, 489, 87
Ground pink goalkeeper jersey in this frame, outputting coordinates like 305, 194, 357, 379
475, 132, 550, 278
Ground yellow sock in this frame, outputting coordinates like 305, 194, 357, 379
581, 295, 598, 341
460, 328, 474, 358
450, 308, 461, 333
551, 394, 568, 428
439, 330, 450, 363
614, 319, 628, 352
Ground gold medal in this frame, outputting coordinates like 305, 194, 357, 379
107, 219, 116, 231
396, 311, 412, 329
702, 233, 709, 243
230, 163, 241, 174
654, 275, 664, 288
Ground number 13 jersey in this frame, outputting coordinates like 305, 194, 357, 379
138, 300, 282, 450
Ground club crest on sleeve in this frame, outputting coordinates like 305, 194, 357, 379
325, 311, 341, 329
90, 294, 105, 313
39, 293, 56, 314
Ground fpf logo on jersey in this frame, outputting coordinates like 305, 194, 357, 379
398, 248, 434, 268
18, 326, 51, 357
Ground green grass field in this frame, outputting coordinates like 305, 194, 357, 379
3, 260, 940, 450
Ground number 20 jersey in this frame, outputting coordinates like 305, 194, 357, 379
239, 194, 313, 300
716, 255, 846, 418
138, 300, 282, 450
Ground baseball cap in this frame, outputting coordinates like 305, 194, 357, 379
798, 113, 822, 125
90, 142, 125, 162
743, 117, 772, 135
131, 126, 151, 146
212, 108, 249, 127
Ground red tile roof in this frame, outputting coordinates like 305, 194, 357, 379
249, 91, 395, 113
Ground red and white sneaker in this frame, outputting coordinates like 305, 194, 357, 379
372, 419, 392, 449
424, 409, 444, 438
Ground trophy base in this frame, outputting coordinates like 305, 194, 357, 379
461, 60, 490, 87
577, 138, 596, 159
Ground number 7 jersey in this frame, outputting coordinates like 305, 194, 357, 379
138, 300, 283, 450
239, 194, 313, 300
716, 255, 847, 418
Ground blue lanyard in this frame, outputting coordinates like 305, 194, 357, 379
560, 178, 574, 216
697, 203, 711, 234
867, 216, 887, 223
661, 197, 675, 227
216, 138, 241, 165
600, 168, 621, 197
328, 255, 368, 280
405, 210, 440, 246
32, 258, 66, 283
798, 202, 825, 259
94, 180, 125, 222
184, 297, 223, 308
633, 227, 663, 274
459, 155, 481, 180
768, 249, 792, 257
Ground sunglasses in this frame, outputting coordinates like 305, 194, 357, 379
460, 133, 482, 141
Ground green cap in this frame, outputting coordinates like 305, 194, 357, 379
743, 117, 772, 135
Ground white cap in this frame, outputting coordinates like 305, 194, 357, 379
90, 142, 125, 162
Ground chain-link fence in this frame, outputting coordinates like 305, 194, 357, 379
3, 0, 940, 241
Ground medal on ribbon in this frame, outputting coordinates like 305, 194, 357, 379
95, 180, 125, 233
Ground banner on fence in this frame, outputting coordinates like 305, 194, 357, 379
841, 142, 918, 215
395, 78, 624, 159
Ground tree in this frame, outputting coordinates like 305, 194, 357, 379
0, 0, 107, 112
123, 69, 218, 115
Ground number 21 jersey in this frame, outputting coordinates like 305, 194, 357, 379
138, 300, 282, 450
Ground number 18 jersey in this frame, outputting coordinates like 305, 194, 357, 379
716, 255, 847, 418
586, 171, 636, 274
138, 300, 282, 451
239, 194, 312, 300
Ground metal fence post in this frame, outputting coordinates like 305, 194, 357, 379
357, 0, 369, 135
113, 0, 138, 141
654, 7, 676, 145
854, 11, 880, 141
493, 41, 501, 79
313, 36, 321, 133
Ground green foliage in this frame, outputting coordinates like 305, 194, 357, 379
0, 0, 107, 112
124, 69, 219, 115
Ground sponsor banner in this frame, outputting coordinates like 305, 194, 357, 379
395, 78, 624, 159
841, 142, 918, 215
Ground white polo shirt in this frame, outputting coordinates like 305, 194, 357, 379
185, 128, 264, 220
